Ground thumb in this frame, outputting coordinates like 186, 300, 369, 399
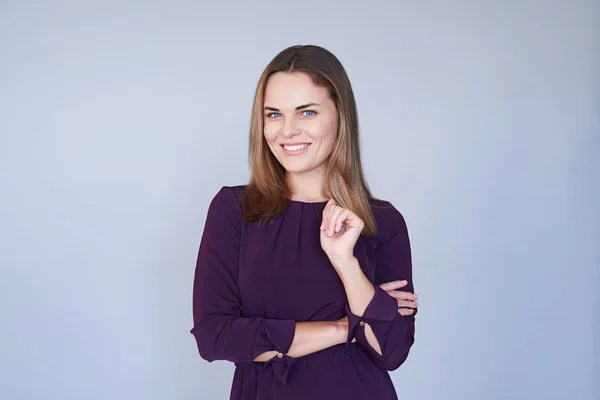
379, 280, 408, 291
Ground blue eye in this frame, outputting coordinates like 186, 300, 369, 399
302, 110, 316, 117
267, 112, 282, 118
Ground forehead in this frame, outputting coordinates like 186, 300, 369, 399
264, 72, 329, 107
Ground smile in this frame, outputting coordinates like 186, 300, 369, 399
281, 143, 311, 155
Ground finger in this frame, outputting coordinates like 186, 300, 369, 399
398, 308, 415, 316
320, 200, 331, 230
386, 289, 418, 301
327, 206, 343, 236
395, 299, 419, 308
379, 280, 408, 291
321, 199, 337, 231
334, 209, 349, 234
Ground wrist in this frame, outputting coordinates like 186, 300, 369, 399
330, 256, 362, 284
332, 318, 349, 344
328, 254, 356, 269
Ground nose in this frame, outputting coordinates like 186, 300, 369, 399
281, 116, 301, 137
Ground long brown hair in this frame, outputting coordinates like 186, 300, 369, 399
242, 44, 379, 235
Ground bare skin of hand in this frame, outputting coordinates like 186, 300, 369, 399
380, 280, 419, 315
319, 199, 363, 259
336, 315, 357, 343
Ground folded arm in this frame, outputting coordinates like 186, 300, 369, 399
191, 186, 349, 366
332, 204, 417, 371
256, 320, 347, 361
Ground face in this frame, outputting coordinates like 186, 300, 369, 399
263, 71, 338, 175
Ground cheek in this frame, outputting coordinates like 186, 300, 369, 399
310, 119, 337, 148
306, 118, 337, 140
263, 123, 278, 141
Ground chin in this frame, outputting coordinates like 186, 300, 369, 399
278, 162, 304, 172
282, 166, 305, 173
283, 162, 322, 174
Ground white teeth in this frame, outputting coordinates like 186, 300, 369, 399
283, 144, 309, 151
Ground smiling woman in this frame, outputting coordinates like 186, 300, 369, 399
190, 45, 418, 400
263, 72, 338, 172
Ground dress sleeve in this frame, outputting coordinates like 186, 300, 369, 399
190, 186, 297, 364
344, 202, 417, 370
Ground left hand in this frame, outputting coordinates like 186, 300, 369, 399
319, 199, 364, 259
380, 280, 419, 316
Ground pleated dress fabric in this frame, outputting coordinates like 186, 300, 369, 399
190, 185, 417, 400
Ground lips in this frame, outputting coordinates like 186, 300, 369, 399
281, 143, 310, 147
281, 143, 311, 156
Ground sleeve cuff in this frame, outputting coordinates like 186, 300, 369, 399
344, 285, 398, 345
363, 284, 399, 321
253, 319, 296, 358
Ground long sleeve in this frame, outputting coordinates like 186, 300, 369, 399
345, 202, 417, 370
190, 186, 297, 364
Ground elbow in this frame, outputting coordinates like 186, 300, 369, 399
379, 350, 410, 371
190, 313, 246, 363
197, 340, 218, 363
191, 325, 219, 362
191, 314, 231, 362
378, 335, 415, 371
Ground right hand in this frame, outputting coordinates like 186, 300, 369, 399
379, 280, 419, 316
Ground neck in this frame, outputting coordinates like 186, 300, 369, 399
285, 166, 328, 202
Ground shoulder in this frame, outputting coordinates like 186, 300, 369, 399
207, 184, 246, 221
211, 184, 246, 202
368, 197, 409, 245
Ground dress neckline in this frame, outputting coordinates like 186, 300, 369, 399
288, 199, 329, 205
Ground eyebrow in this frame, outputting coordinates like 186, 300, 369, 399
264, 103, 321, 112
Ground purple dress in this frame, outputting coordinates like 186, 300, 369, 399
190, 185, 417, 400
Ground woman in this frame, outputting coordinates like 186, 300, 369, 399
190, 44, 419, 400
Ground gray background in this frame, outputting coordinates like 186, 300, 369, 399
1, 1, 598, 399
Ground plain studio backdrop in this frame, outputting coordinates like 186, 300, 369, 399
1, 1, 598, 399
